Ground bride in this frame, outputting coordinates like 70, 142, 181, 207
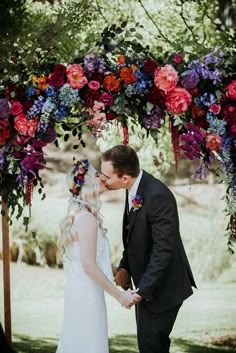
56, 159, 138, 353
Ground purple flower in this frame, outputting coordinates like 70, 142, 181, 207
180, 123, 204, 160
83, 54, 107, 74
180, 70, 199, 89
0, 99, 11, 119
20, 155, 45, 178
143, 107, 164, 130
38, 127, 57, 143
0, 119, 9, 130
0, 152, 5, 168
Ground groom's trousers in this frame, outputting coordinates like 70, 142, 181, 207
135, 301, 182, 353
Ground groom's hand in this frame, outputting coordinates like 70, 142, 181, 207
115, 268, 132, 290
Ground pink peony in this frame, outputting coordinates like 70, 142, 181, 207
154, 64, 178, 93
14, 114, 28, 135
93, 101, 105, 112
11, 101, 23, 115
88, 80, 100, 90
28, 118, 38, 137
67, 64, 88, 89
166, 86, 192, 114
205, 133, 222, 152
226, 80, 236, 100
14, 114, 38, 137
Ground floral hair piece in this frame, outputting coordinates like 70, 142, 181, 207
70, 159, 90, 196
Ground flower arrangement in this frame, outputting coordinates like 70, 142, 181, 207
131, 195, 143, 211
0, 46, 235, 249
70, 159, 90, 197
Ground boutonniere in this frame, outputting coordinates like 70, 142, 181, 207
131, 195, 143, 211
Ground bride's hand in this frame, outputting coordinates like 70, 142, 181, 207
118, 289, 139, 309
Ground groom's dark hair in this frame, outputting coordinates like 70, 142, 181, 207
102, 145, 140, 178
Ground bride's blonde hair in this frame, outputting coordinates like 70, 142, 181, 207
58, 161, 105, 256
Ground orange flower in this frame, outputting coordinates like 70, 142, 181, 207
37, 76, 47, 85
103, 73, 121, 92
131, 64, 138, 72
117, 55, 126, 64
119, 67, 137, 85
37, 83, 49, 91
205, 133, 222, 152
31, 74, 38, 83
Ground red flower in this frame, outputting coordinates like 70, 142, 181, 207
0, 119, 9, 130
99, 92, 114, 107
0, 128, 10, 145
103, 73, 121, 92
48, 72, 65, 89
173, 53, 184, 64
166, 86, 192, 114
226, 80, 236, 100
106, 112, 116, 121
14, 114, 38, 137
230, 124, 236, 136
144, 59, 158, 73
28, 118, 38, 137
22, 101, 33, 114
147, 86, 165, 106
119, 67, 137, 85
11, 101, 23, 115
14, 114, 28, 135
222, 104, 236, 126
210, 103, 221, 115
54, 64, 67, 76
85, 90, 101, 108
91, 72, 104, 83
117, 55, 126, 64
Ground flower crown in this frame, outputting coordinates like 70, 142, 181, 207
70, 159, 90, 196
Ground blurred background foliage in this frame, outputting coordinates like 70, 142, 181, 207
0, 0, 236, 278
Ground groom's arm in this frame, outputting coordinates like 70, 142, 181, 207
115, 249, 132, 289
137, 190, 178, 301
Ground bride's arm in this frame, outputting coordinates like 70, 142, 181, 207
76, 214, 137, 308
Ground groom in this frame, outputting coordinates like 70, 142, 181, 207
101, 145, 196, 353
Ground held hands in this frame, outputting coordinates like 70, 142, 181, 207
115, 268, 132, 290
115, 268, 143, 309
118, 288, 141, 309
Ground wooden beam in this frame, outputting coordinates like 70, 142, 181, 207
1, 199, 12, 343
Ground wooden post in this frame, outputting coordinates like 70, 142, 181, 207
1, 199, 12, 343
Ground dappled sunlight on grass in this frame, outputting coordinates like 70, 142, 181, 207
12, 334, 236, 353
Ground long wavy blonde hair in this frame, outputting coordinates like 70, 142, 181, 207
58, 164, 105, 256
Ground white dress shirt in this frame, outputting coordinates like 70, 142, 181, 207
128, 170, 143, 211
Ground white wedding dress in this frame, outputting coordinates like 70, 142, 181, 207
56, 212, 113, 353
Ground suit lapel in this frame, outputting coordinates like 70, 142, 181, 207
122, 190, 129, 246
127, 171, 149, 241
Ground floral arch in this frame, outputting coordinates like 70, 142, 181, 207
0, 41, 236, 249
0, 24, 236, 342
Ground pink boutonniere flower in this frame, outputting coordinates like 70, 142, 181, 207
131, 195, 143, 211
